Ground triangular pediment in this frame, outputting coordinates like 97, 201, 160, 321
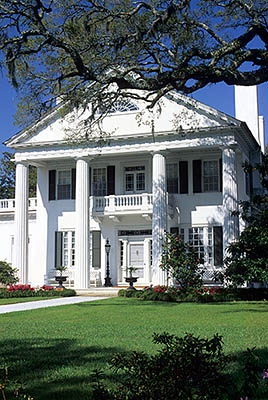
5, 92, 240, 149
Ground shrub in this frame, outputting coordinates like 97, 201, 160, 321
0, 285, 76, 298
91, 332, 230, 400
160, 233, 204, 289
0, 261, 18, 286
0, 366, 34, 399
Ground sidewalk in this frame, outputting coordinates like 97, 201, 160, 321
0, 296, 108, 314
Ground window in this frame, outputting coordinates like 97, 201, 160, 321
55, 231, 75, 269
93, 168, 107, 196
49, 169, 76, 201
184, 226, 223, 267
167, 164, 178, 193
57, 170, 71, 200
189, 227, 205, 262
193, 159, 221, 193
125, 166, 145, 193
203, 160, 219, 192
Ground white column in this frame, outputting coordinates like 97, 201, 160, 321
152, 152, 167, 285
144, 238, 151, 283
15, 162, 29, 283
222, 147, 239, 254
75, 158, 89, 289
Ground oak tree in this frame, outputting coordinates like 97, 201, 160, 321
0, 0, 267, 135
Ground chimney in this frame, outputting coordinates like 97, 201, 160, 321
234, 85, 265, 152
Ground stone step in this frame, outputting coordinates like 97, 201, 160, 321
76, 286, 143, 297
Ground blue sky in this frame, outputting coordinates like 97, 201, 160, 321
0, 76, 267, 156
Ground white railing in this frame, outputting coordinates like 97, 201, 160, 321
93, 193, 153, 213
0, 198, 37, 213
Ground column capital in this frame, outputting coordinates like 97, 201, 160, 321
151, 149, 167, 158
15, 160, 29, 167
220, 144, 238, 152
74, 155, 94, 163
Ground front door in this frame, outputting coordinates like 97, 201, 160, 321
128, 242, 145, 280
118, 237, 151, 285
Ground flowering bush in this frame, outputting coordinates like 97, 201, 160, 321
0, 285, 76, 298
7, 284, 35, 292
160, 233, 204, 289
152, 285, 167, 293
40, 285, 54, 291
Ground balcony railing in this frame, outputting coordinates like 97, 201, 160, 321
0, 198, 37, 213
92, 193, 175, 216
93, 193, 153, 214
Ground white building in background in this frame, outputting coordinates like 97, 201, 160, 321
0, 87, 264, 289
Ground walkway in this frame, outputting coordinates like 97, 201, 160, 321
0, 296, 108, 314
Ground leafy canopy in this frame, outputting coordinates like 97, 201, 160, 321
0, 152, 36, 199
0, 0, 267, 133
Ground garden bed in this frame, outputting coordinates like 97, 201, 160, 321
118, 285, 268, 303
0, 284, 76, 298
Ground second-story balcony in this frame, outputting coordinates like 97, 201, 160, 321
0, 198, 37, 215
92, 193, 174, 219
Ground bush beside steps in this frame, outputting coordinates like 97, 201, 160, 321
0, 284, 76, 298
118, 285, 268, 302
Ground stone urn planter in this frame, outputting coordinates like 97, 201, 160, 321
55, 275, 68, 289
125, 267, 138, 290
54, 265, 68, 289
125, 276, 138, 290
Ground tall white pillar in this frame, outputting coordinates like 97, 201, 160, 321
75, 158, 89, 289
144, 238, 151, 283
222, 146, 239, 254
152, 151, 167, 285
15, 162, 29, 283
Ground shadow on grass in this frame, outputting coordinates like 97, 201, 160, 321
75, 298, 179, 307
1, 336, 268, 400
0, 338, 125, 400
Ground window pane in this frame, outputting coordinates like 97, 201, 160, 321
63, 232, 68, 267
167, 163, 178, 193
125, 173, 134, 191
136, 173, 145, 191
93, 168, 107, 196
57, 170, 71, 200
71, 231, 75, 266
189, 227, 204, 261
203, 161, 219, 192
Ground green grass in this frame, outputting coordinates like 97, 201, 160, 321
0, 298, 268, 399
0, 297, 52, 305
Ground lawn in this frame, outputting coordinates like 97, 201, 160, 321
0, 297, 268, 399
0, 297, 52, 305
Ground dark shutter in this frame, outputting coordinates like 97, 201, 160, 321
170, 227, 179, 235
213, 226, 223, 267
55, 232, 63, 267
219, 159, 223, 192
179, 161, 188, 194
107, 166, 115, 195
49, 170, 56, 200
193, 160, 202, 193
249, 169, 253, 196
92, 231, 101, 268
71, 168, 76, 200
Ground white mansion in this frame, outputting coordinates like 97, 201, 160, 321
0, 86, 265, 289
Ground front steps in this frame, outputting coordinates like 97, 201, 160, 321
76, 287, 122, 297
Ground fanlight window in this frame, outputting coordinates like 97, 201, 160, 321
109, 99, 139, 113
